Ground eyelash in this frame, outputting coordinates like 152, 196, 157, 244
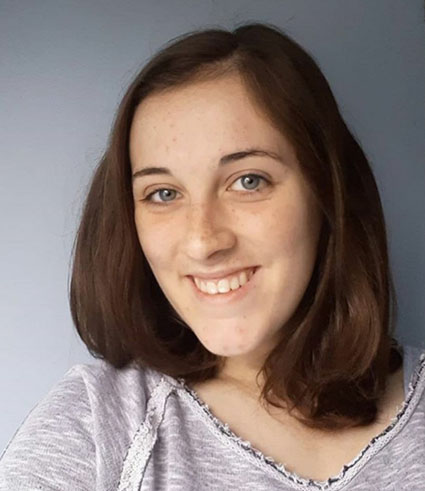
141, 173, 271, 206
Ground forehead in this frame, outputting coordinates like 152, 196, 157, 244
129, 75, 293, 166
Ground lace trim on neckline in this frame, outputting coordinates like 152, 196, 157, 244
174, 350, 425, 490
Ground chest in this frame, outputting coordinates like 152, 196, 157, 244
190, 368, 405, 482
221, 411, 390, 481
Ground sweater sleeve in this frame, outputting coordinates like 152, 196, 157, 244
0, 365, 96, 491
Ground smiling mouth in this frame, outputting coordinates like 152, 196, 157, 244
190, 266, 259, 298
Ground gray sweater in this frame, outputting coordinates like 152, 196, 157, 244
1, 344, 424, 490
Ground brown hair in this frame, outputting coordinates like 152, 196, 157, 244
69, 22, 402, 431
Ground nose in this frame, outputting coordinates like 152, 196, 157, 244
182, 201, 236, 261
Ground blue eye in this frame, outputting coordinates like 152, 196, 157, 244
145, 188, 177, 204
142, 173, 270, 206
237, 174, 264, 191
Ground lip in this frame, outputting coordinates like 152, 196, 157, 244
188, 266, 259, 305
188, 266, 258, 281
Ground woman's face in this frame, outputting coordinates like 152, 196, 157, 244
129, 74, 322, 368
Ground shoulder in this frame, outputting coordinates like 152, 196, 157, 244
21, 359, 158, 434
398, 342, 425, 431
0, 359, 166, 491
64, 359, 154, 413
401, 342, 425, 393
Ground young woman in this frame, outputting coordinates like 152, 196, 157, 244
1, 22, 424, 491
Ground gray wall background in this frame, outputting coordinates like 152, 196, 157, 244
1, 0, 424, 450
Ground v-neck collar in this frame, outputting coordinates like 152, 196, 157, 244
175, 348, 425, 490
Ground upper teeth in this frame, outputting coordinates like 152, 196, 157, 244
193, 268, 255, 294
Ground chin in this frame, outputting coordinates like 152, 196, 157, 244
195, 329, 269, 359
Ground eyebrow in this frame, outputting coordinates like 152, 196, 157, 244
131, 148, 284, 183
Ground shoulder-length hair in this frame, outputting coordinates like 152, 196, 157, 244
69, 22, 402, 431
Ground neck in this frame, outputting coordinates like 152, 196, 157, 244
216, 352, 269, 398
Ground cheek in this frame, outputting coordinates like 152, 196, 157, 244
263, 205, 307, 256
134, 214, 168, 269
